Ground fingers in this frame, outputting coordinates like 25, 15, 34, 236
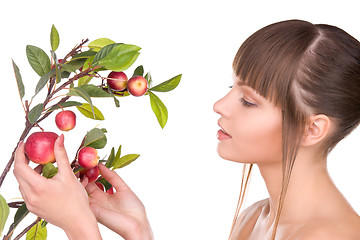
81, 176, 89, 188
98, 164, 130, 192
85, 182, 106, 199
53, 134, 72, 176
14, 141, 29, 166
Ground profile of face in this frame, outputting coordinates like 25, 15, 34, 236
213, 73, 282, 165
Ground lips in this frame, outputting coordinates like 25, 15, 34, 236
217, 122, 232, 141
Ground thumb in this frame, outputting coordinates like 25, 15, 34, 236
54, 134, 72, 175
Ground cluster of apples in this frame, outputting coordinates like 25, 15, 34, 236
107, 71, 148, 96
23, 70, 147, 194
24, 108, 113, 194
24, 109, 77, 165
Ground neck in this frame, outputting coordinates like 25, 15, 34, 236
257, 148, 349, 226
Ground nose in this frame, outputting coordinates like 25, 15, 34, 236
213, 94, 229, 118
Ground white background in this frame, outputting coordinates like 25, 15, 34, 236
1, 0, 360, 239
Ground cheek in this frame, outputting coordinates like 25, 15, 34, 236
218, 114, 282, 163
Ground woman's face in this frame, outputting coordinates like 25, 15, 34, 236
213, 74, 283, 164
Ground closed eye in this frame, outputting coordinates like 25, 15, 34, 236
240, 98, 257, 107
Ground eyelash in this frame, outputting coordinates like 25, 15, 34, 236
240, 98, 257, 107
228, 85, 257, 107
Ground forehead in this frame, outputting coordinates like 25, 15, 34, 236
232, 72, 260, 94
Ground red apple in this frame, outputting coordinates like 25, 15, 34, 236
106, 186, 114, 195
78, 147, 99, 169
95, 182, 105, 191
83, 165, 100, 183
127, 76, 148, 96
107, 71, 128, 91
95, 182, 114, 195
25, 132, 58, 164
55, 110, 76, 131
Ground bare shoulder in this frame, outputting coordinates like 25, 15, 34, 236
298, 215, 360, 240
231, 198, 269, 238
238, 198, 269, 222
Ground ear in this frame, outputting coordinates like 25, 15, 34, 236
302, 114, 331, 147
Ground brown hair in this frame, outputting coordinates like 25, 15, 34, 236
231, 20, 360, 239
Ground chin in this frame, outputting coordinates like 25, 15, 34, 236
217, 145, 243, 163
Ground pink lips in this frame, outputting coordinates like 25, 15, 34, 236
217, 123, 232, 141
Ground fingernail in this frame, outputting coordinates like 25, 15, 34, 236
17, 141, 24, 148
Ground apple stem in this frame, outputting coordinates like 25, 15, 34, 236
34, 123, 44, 132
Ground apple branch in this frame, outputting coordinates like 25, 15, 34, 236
0, 39, 94, 188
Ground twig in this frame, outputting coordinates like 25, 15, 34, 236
8, 201, 24, 208
13, 217, 41, 240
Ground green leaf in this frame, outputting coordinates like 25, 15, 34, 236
83, 128, 107, 149
26, 220, 47, 240
67, 86, 94, 118
61, 58, 87, 73
133, 65, 144, 77
72, 50, 97, 60
105, 145, 121, 168
145, 72, 152, 88
51, 51, 61, 84
12, 59, 25, 99
5, 203, 29, 239
92, 43, 122, 64
148, 91, 168, 128
115, 145, 122, 160
97, 178, 112, 191
42, 163, 58, 178
88, 38, 115, 52
47, 101, 83, 112
105, 147, 115, 168
150, 74, 182, 92
77, 85, 113, 98
97, 44, 141, 71
0, 194, 9, 236
105, 82, 120, 107
28, 103, 44, 124
50, 24, 60, 51
26, 45, 51, 76
112, 154, 140, 169
41, 221, 48, 228
76, 103, 105, 120
34, 69, 55, 97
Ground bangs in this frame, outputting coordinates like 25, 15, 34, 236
232, 20, 319, 109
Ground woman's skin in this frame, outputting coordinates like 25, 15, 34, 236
13, 134, 153, 240
213, 74, 360, 240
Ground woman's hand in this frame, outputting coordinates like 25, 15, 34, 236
13, 134, 102, 240
85, 164, 153, 240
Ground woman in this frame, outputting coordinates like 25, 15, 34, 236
14, 19, 360, 239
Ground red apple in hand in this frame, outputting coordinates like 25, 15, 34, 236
83, 165, 100, 183
106, 186, 114, 195
127, 76, 148, 96
55, 110, 76, 131
25, 132, 58, 164
95, 182, 114, 195
78, 147, 99, 169
107, 71, 128, 91
95, 182, 105, 191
